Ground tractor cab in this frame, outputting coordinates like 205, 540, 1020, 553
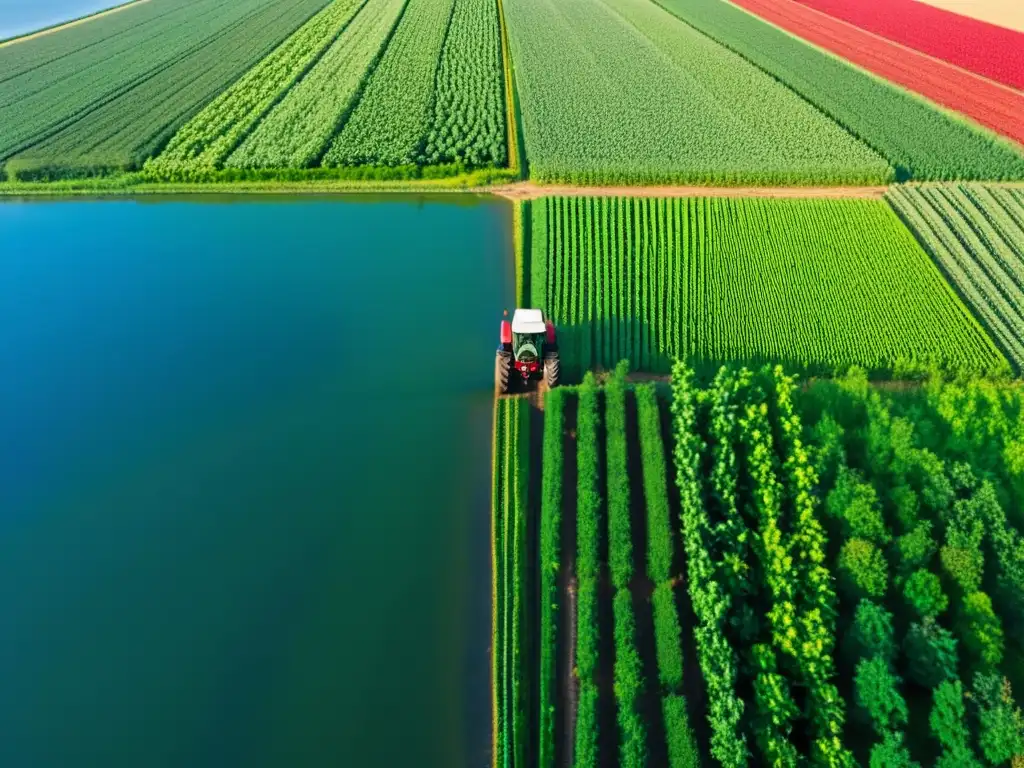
496, 309, 560, 394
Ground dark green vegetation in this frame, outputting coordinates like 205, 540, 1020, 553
528, 196, 1008, 380
495, 362, 1024, 768
0, 0, 335, 179
0, 196, 512, 767
0, 0, 509, 183
651, 0, 1024, 182
887, 185, 1024, 372
145, 0, 508, 181
672, 364, 1024, 767
493, 397, 531, 768
515, 368, 702, 768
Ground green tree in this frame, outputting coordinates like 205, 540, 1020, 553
903, 569, 949, 619
828, 467, 889, 544
931, 680, 983, 767
973, 673, 1024, 765
889, 484, 920, 532
855, 655, 909, 733
838, 538, 889, 600
848, 600, 897, 666
958, 592, 1004, 669
869, 729, 920, 768
950, 462, 978, 493
904, 619, 959, 688
895, 520, 937, 573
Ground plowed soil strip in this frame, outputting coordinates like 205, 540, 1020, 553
489, 183, 889, 200
729, 0, 1024, 146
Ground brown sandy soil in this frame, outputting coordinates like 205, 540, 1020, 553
914, 0, 1024, 33
0, 0, 150, 49
490, 182, 890, 201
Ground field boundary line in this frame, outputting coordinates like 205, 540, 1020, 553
0, 0, 151, 49
489, 183, 890, 200
495, 0, 525, 178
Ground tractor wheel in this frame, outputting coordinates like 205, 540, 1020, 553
544, 353, 560, 389
496, 350, 512, 394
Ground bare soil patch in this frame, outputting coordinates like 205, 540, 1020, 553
489, 182, 889, 201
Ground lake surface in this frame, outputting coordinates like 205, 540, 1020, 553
0, 0, 131, 39
0, 195, 513, 767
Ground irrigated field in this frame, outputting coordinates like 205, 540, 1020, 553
887, 185, 1024, 372
496, 365, 1024, 768
652, 0, 1024, 182
526, 196, 1007, 378
501, 0, 890, 185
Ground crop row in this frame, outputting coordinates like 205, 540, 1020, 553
493, 397, 530, 768
529, 196, 1007, 379
147, 0, 364, 177
143, 0, 508, 179
4, 0, 333, 180
886, 184, 1024, 372
501, 0, 889, 185
0, 0, 292, 166
225, 0, 408, 170
531, 375, 701, 768
424, 0, 507, 167
323, 0, 456, 166
652, 0, 1024, 181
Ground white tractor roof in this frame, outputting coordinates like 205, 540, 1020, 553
512, 308, 547, 334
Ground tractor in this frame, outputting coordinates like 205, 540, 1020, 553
496, 309, 560, 394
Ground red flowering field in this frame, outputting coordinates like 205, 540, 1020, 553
730, 0, 1024, 147
794, 0, 1024, 89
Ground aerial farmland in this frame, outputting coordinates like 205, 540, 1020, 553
1, 0, 1023, 765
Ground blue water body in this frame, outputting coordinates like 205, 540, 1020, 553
0, 196, 513, 767
0, 0, 131, 39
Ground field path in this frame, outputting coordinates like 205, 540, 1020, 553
0, 0, 151, 49
489, 182, 889, 200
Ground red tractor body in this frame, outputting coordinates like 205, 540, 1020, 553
495, 309, 560, 393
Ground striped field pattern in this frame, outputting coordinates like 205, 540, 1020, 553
528, 196, 1007, 378
887, 185, 1024, 371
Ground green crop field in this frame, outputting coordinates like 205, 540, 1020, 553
651, 0, 1024, 182
150, 0, 507, 179
492, 397, 531, 768
0, 0, 507, 183
501, 0, 889, 185
3, 0, 333, 180
887, 185, 1024, 372
526, 196, 1007, 378
498, 365, 1024, 768
0, 0, 336, 178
